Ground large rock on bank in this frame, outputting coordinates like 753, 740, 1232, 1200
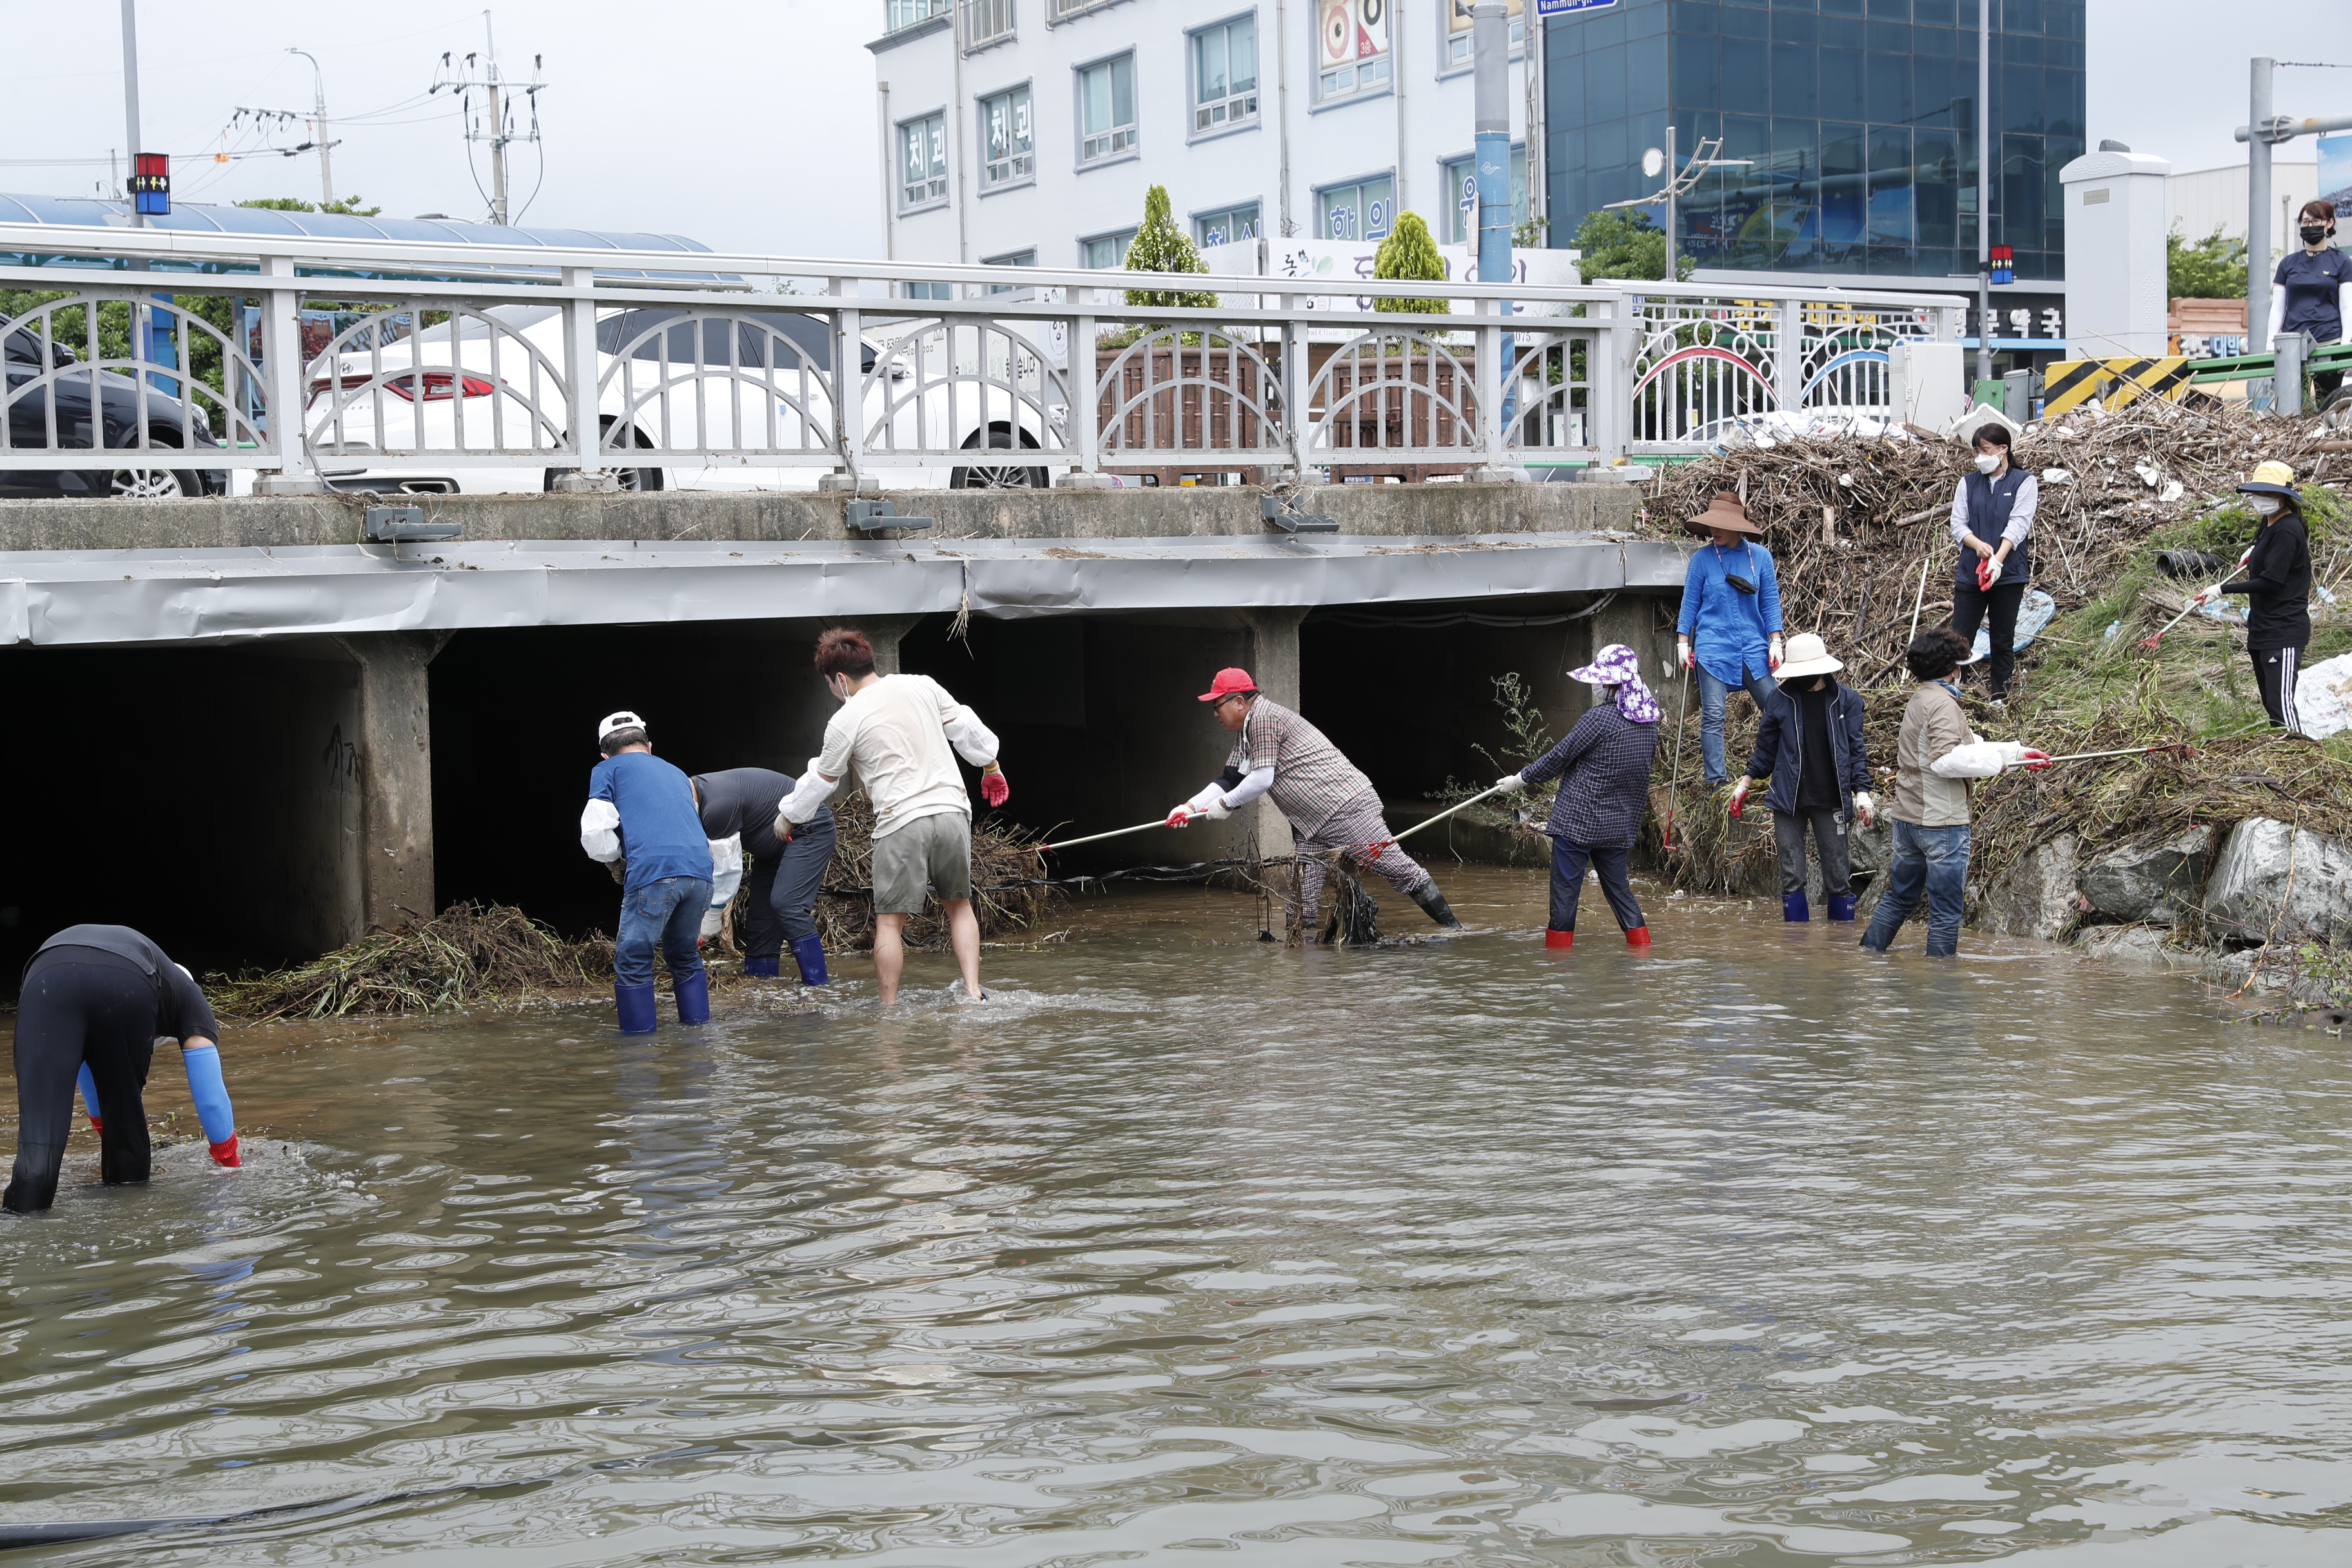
1977, 834, 2081, 941
2204, 817, 2352, 943
2077, 827, 2214, 925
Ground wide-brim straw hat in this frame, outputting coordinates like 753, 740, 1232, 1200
1687, 490, 1764, 538
1774, 632, 1843, 679
2237, 459, 2299, 499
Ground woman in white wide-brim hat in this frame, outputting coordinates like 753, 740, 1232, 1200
1729, 633, 1874, 923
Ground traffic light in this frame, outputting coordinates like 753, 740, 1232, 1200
130, 153, 170, 217
1989, 244, 2014, 286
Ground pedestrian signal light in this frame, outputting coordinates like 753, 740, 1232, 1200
130, 153, 170, 216
1989, 244, 2013, 286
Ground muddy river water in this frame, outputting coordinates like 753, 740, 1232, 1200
2, 867, 2348, 1565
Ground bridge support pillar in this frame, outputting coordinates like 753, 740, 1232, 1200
1240, 607, 1308, 860
856, 616, 930, 676
335, 632, 444, 933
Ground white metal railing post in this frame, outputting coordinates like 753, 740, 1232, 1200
1280, 297, 1306, 478
253, 255, 322, 494
829, 277, 867, 492
1476, 297, 1504, 469
547, 266, 611, 491
1073, 309, 1099, 475
1774, 295, 1803, 411
1592, 295, 1626, 460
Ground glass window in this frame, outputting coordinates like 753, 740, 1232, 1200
1821, 123, 1866, 249
1082, 230, 1135, 268
1079, 55, 1136, 162
1446, 0, 1524, 68
899, 112, 948, 210
983, 249, 1037, 295
1317, 175, 1395, 241
1193, 16, 1259, 132
1867, 124, 1914, 244
887, 0, 950, 30
903, 280, 955, 300
979, 86, 1033, 188
1317, 0, 1391, 101
1195, 203, 1261, 248
1438, 148, 1529, 244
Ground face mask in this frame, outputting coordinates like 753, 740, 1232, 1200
2251, 495, 2283, 517
1974, 453, 2002, 474
2302, 225, 2331, 246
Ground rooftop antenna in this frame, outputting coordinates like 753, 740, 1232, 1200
431, 10, 545, 225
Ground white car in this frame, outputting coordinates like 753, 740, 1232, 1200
1684, 410, 1910, 453
300, 303, 1060, 494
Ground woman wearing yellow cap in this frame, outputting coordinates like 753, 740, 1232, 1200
2191, 462, 2311, 732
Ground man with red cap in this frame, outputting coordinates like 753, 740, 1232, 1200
1169, 668, 1463, 935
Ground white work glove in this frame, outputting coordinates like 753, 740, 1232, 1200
1767, 634, 1785, 673
1185, 783, 1231, 814
1677, 636, 1694, 671
1494, 772, 1527, 792
2190, 582, 2226, 608
1852, 790, 1875, 828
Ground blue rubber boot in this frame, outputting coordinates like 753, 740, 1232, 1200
1782, 892, 1810, 923
615, 982, 658, 1035
790, 934, 830, 986
674, 969, 711, 1025
1826, 894, 1857, 923
743, 954, 781, 978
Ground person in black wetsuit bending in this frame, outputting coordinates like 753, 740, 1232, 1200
691, 767, 839, 985
6, 925, 239, 1215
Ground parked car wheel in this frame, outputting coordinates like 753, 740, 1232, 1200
950, 426, 1046, 490
544, 421, 663, 493
108, 430, 208, 498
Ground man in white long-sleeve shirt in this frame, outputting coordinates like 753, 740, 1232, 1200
776, 628, 1009, 1004
1859, 628, 2050, 958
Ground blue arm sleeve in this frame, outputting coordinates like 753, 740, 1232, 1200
78, 1063, 101, 1122
1676, 554, 1704, 636
1759, 549, 1784, 634
181, 1044, 235, 1144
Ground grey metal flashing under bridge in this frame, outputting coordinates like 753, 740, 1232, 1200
0, 531, 1687, 648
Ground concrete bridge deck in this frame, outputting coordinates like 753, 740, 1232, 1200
0, 483, 1681, 979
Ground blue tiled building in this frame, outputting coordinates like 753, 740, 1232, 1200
1544, 0, 2085, 289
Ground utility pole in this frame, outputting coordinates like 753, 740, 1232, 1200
431, 12, 544, 226
2248, 57, 2273, 347
1473, 1, 1516, 448
288, 49, 335, 208
1975, 0, 1991, 386
119, 0, 143, 228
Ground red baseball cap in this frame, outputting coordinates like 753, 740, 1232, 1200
1197, 667, 1259, 702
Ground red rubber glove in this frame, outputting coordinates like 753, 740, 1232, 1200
980, 768, 1010, 808
1977, 556, 1999, 592
1166, 807, 1194, 828
2019, 749, 2053, 772
209, 1135, 241, 1168
86, 1113, 103, 1132
1727, 779, 1750, 819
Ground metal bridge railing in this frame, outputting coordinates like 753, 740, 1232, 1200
0, 224, 1961, 493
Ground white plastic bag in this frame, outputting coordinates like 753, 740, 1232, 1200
707, 834, 743, 906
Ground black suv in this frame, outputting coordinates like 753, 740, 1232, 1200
2, 317, 230, 498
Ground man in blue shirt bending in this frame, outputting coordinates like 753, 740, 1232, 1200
580, 710, 714, 1034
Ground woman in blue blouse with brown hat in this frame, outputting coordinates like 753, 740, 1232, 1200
1674, 491, 1783, 788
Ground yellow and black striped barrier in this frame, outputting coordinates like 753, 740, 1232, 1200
2040, 355, 2194, 415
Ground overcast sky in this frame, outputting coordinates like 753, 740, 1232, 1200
1, 1, 2345, 258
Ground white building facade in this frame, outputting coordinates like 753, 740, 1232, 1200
868, 0, 1536, 282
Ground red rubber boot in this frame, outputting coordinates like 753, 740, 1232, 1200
1544, 928, 1574, 950
1623, 926, 1652, 948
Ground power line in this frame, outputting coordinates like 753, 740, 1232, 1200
429, 13, 545, 226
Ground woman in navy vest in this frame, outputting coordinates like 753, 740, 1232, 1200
1947, 420, 2037, 704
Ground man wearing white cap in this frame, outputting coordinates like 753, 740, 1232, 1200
1729, 633, 1874, 923
579, 711, 714, 1034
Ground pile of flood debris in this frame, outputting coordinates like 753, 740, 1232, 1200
1640, 403, 2352, 986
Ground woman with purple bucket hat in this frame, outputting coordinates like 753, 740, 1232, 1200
1495, 643, 1661, 950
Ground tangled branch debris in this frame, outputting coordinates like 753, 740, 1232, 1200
812, 794, 1053, 952
1640, 403, 2352, 897
213, 903, 614, 1021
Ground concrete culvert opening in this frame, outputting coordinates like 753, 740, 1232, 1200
0, 643, 369, 985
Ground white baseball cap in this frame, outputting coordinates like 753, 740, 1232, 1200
597, 710, 648, 745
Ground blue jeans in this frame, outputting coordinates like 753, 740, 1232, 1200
1549, 839, 1645, 932
1696, 662, 1780, 786
615, 876, 711, 986
1859, 820, 1970, 957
